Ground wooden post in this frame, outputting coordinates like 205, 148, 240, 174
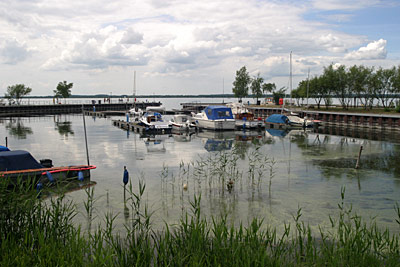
355, 145, 363, 169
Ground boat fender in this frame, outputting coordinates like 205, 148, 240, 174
123, 166, 129, 185
78, 171, 84, 181
46, 171, 55, 183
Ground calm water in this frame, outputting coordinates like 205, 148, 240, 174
1, 112, 400, 234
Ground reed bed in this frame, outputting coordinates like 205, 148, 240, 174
1, 173, 400, 266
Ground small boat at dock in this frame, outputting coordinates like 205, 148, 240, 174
0, 147, 96, 186
138, 111, 172, 131
170, 114, 197, 132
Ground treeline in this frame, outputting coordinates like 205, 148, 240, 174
293, 64, 400, 110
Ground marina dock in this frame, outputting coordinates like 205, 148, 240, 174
112, 119, 172, 134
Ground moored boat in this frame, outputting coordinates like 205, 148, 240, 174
139, 111, 172, 131
193, 106, 235, 131
0, 148, 96, 186
170, 114, 197, 132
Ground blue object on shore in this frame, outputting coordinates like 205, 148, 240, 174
78, 171, 84, 181
46, 171, 55, 183
123, 166, 129, 185
126, 113, 129, 123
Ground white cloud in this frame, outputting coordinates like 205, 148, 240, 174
0, 0, 398, 95
345, 39, 387, 60
0, 39, 34, 64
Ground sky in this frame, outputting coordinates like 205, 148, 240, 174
1, 0, 399, 96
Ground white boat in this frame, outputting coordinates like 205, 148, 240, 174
129, 107, 143, 121
226, 102, 264, 129
170, 114, 196, 131
139, 111, 171, 130
287, 115, 314, 128
193, 106, 236, 130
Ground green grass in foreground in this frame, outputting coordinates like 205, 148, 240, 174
1, 179, 400, 266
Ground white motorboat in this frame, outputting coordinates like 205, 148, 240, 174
170, 114, 196, 131
129, 107, 143, 121
226, 102, 264, 129
139, 111, 171, 130
193, 106, 235, 130
287, 115, 314, 128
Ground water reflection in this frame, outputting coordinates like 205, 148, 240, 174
5, 119, 33, 139
54, 120, 74, 137
143, 135, 167, 153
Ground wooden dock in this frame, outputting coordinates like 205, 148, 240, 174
112, 119, 172, 135
0, 102, 161, 117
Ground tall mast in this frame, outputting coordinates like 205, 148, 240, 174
290, 51, 292, 106
133, 70, 136, 102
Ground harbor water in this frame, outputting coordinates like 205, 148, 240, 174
1, 99, 400, 235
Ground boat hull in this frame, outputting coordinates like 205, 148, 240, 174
1, 165, 96, 186
196, 119, 236, 130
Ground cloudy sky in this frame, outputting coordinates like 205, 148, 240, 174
1, 0, 399, 96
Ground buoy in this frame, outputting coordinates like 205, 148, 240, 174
183, 183, 188, 190
46, 171, 55, 183
123, 166, 129, 185
78, 171, 84, 181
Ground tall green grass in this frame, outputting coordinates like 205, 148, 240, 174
1, 174, 400, 266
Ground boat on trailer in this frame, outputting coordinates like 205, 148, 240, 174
0, 147, 96, 186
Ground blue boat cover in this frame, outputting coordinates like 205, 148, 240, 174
204, 106, 233, 120
265, 114, 289, 124
0, 150, 44, 171
0, 146, 10, 151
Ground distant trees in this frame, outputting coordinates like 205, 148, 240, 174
54, 81, 73, 101
295, 64, 400, 110
4, 84, 32, 105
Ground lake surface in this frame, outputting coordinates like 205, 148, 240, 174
1, 111, 400, 234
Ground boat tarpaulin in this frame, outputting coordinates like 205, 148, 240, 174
265, 114, 289, 124
0, 146, 10, 152
0, 150, 44, 171
204, 106, 234, 120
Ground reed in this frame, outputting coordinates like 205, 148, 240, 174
1, 174, 400, 266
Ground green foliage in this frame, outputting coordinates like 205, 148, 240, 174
4, 84, 32, 105
232, 66, 251, 101
272, 87, 286, 105
299, 64, 400, 110
2, 177, 400, 266
54, 81, 73, 99
250, 73, 264, 102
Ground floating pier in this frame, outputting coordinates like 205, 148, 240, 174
112, 119, 172, 134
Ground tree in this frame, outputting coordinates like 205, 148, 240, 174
347, 65, 374, 109
54, 81, 73, 101
232, 66, 251, 101
262, 83, 276, 94
250, 73, 264, 104
374, 67, 396, 108
272, 87, 286, 105
5, 84, 32, 105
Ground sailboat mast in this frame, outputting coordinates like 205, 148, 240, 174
133, 70, 136, 102
289, 51, 292, 105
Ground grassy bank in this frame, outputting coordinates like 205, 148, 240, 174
1, 177, 400, 266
